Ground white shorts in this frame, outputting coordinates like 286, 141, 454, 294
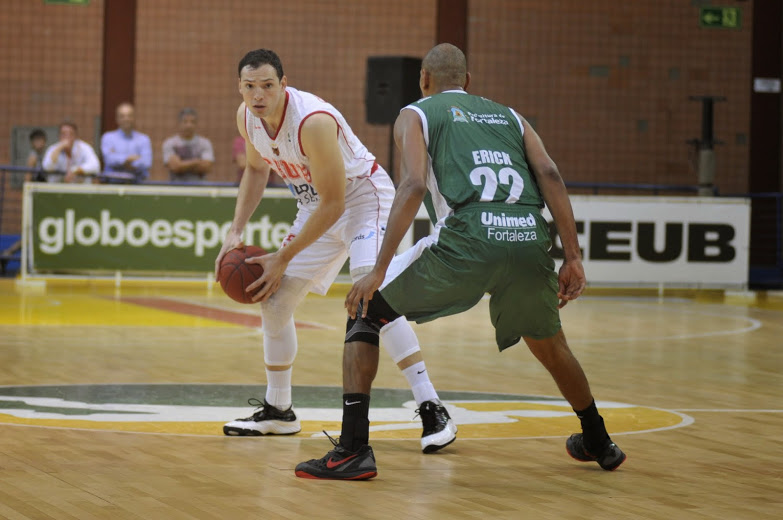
282, 166, 394, 295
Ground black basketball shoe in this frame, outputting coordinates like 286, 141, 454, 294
417, 400, 457, 453
566, 433, 626, 471
295, 433, 377, 480
223, 398, 301, 436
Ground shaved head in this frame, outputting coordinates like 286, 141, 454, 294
422, 43, 467, 88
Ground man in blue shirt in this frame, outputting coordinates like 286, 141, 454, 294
101, 102, 152, 183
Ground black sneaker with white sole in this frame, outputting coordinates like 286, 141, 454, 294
566, 433, 626, 471
417, 400, 457, 453
223, 398, 301, 436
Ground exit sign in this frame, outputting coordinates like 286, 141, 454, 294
700, 7, 741, 29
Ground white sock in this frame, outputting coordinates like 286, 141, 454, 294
265, 367, 292, 410
402, 362, 439, 405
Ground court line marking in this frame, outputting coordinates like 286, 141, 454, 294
574, 301, 762, 343
674, 409, 783, 413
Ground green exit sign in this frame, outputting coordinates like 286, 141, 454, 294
700, 7, 741, 29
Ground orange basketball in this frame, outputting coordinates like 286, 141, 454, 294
218, 245, 267, 304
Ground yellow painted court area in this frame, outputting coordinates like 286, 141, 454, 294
0, 279, 245, 327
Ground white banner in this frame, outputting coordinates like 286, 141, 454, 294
410, 196, 750, 288
544, 196, 750, 288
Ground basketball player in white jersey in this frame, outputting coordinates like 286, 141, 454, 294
215, 49, 457, 453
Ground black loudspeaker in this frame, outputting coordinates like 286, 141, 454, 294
365, 56, 422, 124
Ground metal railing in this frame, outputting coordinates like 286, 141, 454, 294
565, 181, 719, 196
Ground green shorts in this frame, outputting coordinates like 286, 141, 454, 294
381, 203, 561, 351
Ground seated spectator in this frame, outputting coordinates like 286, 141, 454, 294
162, 108, 214, 183
42, 121, 100, 183
101, 102, 152, 183
3, 128, 49, 258
24, 128, 48, 182
233, 134, 285, 186
26, 129, 47, 169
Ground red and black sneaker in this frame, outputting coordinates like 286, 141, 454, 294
566, 433, 626, 471
295, 433, 377, 480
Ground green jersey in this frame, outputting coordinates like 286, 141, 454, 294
404, 90, 543, 222
380, 91, 559, 349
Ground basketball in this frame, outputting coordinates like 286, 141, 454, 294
218, 245, 267, 304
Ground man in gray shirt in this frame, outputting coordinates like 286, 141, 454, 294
162, 108, 215, 182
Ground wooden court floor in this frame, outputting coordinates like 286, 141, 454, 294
0, 278, 781, 519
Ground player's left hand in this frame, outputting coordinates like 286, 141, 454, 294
345, 269, 385, 319
247, 251, 289, 302
557, 258, 586, 308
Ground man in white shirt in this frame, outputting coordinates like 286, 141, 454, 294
42, 121, 101, 183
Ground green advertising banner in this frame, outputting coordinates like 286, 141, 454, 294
26, 185, 298, 275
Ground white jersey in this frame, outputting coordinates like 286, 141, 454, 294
244, 87, 380, 210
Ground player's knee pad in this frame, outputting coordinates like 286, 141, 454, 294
345, 314, 380, 346
345, 290, 401, 346
259, 276, 310, 337
263, 316, 297, 366
379, 316, 421, 364
259, 276, 309, 366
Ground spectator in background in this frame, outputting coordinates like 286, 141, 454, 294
101, 102, 152, 183
233, 134, 284, 186
42, 121, 100, 183
162, 108, 214, 183
26, 128, 48, 182
2, 128, 48, 258
26, 128, 47, 169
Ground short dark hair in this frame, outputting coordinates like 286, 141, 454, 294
238, 49, 284, 81
179, 107, 197, 121
59, 121, 78, 133
422, 43, 467, 87
29, 128, 46, 141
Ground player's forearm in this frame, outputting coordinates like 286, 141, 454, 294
537, 168, 581, 261
229, 167, 268, 235
375, 177, 427, 271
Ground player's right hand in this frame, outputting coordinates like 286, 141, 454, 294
345, 268, 385, 319
214, 234, 244, 282
557, 258, 586, 308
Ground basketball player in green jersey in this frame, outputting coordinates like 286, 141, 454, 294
295, 43, 625, 480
